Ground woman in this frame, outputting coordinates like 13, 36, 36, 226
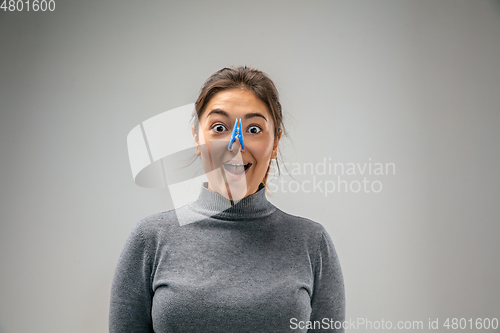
109, 66, 345, 332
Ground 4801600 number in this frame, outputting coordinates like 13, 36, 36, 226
1, 0, 55, 11
443, 318, 498, 330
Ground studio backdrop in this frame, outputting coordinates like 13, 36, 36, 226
0, 0, 499, 332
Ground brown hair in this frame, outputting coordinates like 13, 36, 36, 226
191, 66, 287, 192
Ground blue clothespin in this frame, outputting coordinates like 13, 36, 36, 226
228, 118, 245, 151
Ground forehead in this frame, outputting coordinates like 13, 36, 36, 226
202, 89, 271, 120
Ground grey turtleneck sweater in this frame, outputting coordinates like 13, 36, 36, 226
109, 182, 345, 332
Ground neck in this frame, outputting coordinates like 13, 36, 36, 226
207, 182, 258, 204
187, 182, 276, 221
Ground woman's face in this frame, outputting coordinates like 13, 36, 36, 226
192, 89, 280, 201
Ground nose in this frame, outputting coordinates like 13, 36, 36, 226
228, 118, 245, 152
229, 138, 242, 153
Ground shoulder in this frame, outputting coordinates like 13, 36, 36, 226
129, 207, 185, 247
136, 208, 179, 230
270, 208, 334, 252
272, 207, 328, 237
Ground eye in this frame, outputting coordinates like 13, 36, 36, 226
212, 124, 227, 133
248, 125, 262, 134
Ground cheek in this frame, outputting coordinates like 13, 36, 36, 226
252, 142, 274, 166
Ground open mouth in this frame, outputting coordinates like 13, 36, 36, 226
223, 162, 252, 175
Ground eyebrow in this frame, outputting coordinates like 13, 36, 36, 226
206, 109, 267, 121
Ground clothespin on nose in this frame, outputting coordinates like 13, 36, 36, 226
228, 118, 245, 151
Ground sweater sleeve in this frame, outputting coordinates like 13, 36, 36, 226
309, 229, 346, 333
109, 221, 154, 333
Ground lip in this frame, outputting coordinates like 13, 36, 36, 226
222, 161, 252, 181
223, 157, 250, 165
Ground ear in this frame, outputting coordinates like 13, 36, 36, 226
271, 129, 282, 159
191, 125, 201, 156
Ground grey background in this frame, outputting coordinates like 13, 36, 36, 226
1, 0, 499, 332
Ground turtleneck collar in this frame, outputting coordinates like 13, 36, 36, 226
187, 182, 276, 221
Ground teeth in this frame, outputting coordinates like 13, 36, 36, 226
224, 162, 250, 166
224, 162, 250, 175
